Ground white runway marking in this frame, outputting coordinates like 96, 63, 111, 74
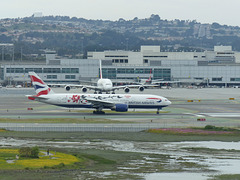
184, 113, 206, 117
200, 113, 240, 117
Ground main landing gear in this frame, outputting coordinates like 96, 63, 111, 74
93, 107, 105, 114
156, 108, 161, 114
93, 91, 115, 94
93, 110, 105, 114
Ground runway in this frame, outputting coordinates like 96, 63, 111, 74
1, 87, 240, 131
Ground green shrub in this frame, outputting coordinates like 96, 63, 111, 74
19, 146, 39, 158
19, 147, 31, 158
30, 146, 39, 158
52, 163, 65, 169
204, 125, 215, 130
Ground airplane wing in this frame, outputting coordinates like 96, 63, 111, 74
85, 97, 115, 108
48, 83, 84, 88
152, 80, 180, 84
140, 84, 159, 87
111, 84, 159, 90
83, 85, 104, 91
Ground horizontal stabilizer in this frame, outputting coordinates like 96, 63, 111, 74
26, 95, 49, 101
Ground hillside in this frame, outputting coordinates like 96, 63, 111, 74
1, 14, 240, 59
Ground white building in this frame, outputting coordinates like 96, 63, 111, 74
0, 51, 99, 86
1, 45, 240, 87
88, 45, 240, 86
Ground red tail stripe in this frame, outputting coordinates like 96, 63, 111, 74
30, 75, 45, 85
28, 96, 35, 100
37, 89, 49, 96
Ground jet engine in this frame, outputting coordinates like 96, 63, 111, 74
82, 87, 88, 93
138, 86, 144, 92
124, 87, 130, 93
65, 85, 71, 91
111, 104, 128, 112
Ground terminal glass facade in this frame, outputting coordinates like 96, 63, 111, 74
153, 68, 171, 81
103, 68, 171, 80
43, 68, 61, 73
62, 68, 79, 73
47, 75, 57, 79
65, 75, 76, 79
102, 68, 117, 79
230, 78, 240, 81
25, 68, 42, 73
7, 68, 24, 73
6, 68, 79, 74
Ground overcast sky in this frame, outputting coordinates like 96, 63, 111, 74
1, 0, 240, 26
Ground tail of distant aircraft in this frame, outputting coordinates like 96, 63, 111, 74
29, 72, 54, 96
147, 69, 152, 81
145, 69, 152, 84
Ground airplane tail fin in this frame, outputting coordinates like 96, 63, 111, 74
145, 69, 152, 84
147, 75, 152, 81
29, 72, 54, 96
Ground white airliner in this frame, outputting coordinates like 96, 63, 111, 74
27, 72, 171, 114
51, 60, 157, 94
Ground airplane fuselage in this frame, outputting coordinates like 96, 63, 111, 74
34, 93, 171, 109
97, 78, 113, 92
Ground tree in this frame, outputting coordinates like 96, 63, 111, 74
31, 146, 40, 158
19, 147, 31, 157
19, 146, 39, 158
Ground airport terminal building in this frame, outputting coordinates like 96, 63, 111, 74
1, 45, 240, 87
90, 45, 240, 87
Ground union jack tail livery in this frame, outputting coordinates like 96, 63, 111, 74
29, 72, 54, 96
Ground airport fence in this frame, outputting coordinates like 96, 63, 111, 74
0, 123, 170, 132
1, 121, 240, 132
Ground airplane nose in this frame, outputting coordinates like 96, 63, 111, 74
165, 99, 171, 105
168, 100, 172, 105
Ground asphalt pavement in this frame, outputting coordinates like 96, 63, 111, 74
1, 87, 240, 131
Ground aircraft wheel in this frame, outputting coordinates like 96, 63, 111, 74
93, 110, 105, 114
93, 111, 105, 114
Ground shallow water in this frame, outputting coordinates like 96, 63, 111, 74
145, 173, 207, 180
1, 137, 240, 178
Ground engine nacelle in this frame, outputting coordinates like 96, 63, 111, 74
124, 87, 130, 93
65, 85, 71, 91
139, 86, 144, 92
82, 87, 88, 93
111, 104, 128, 112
